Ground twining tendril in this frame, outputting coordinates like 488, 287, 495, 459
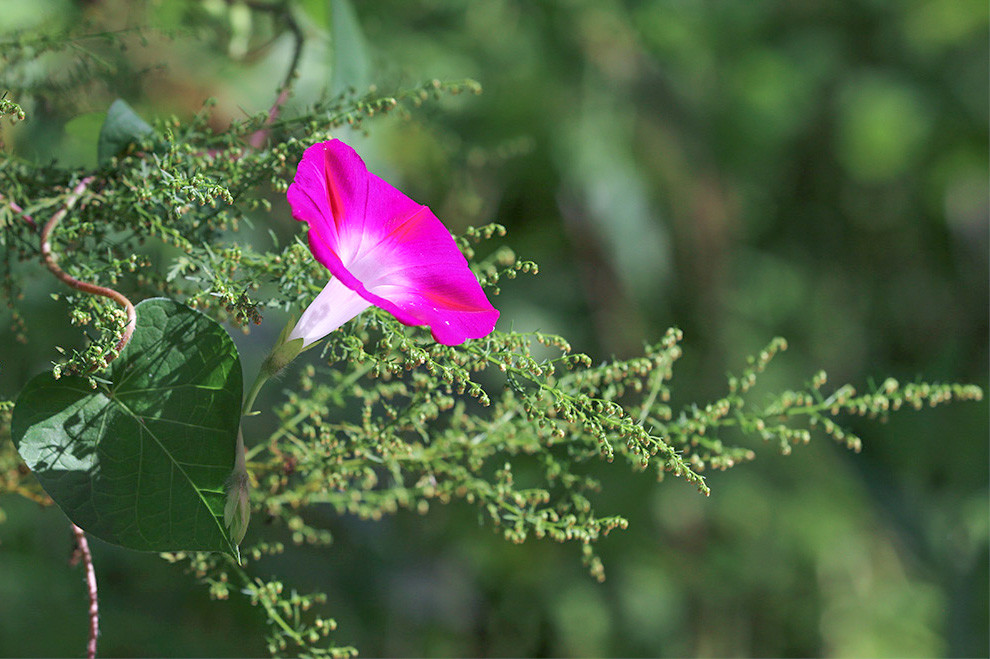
238, 0, 303, 149
39, 176, 137, 367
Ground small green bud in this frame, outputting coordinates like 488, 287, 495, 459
225, 432, 250, 545
262, 337, 305, 377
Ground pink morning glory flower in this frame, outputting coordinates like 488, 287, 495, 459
286, 139, 499, 347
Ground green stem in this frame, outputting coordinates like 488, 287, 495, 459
244, 361, 372, 461
224, 555, 306, 646
258, 584, 306, 645
242, 369, 270, 417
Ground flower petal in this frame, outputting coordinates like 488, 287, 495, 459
288, 139, 499, 345
287, 140, 421, 265
287, 276, 372, 347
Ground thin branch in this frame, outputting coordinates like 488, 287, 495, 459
278, 5, 304, 93
248, 86, 292, 149
222, 554, 308, 648
225, 0, 303, 92
69, 524, 99, 659
240, 0, 303, 148
637, 368, 665, 426
40, 176, 137, 365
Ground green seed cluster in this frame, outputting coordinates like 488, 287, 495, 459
161, 550, 355, 658
245, 316, 705, 588
0, 96, 24, 123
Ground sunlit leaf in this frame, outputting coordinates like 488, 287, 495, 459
11, 298, 242, 553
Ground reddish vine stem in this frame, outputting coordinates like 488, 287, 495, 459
215, 0, 302, 149
248, 86, 292, 149
0, 192, 38, 229
40, 176, 136, 364
69, 523, 99, 659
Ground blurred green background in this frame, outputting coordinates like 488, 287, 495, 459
1, 0, 987, 656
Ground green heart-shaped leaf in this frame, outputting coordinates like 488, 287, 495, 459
12, 298, 242, 553
97, 99, 153, 164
